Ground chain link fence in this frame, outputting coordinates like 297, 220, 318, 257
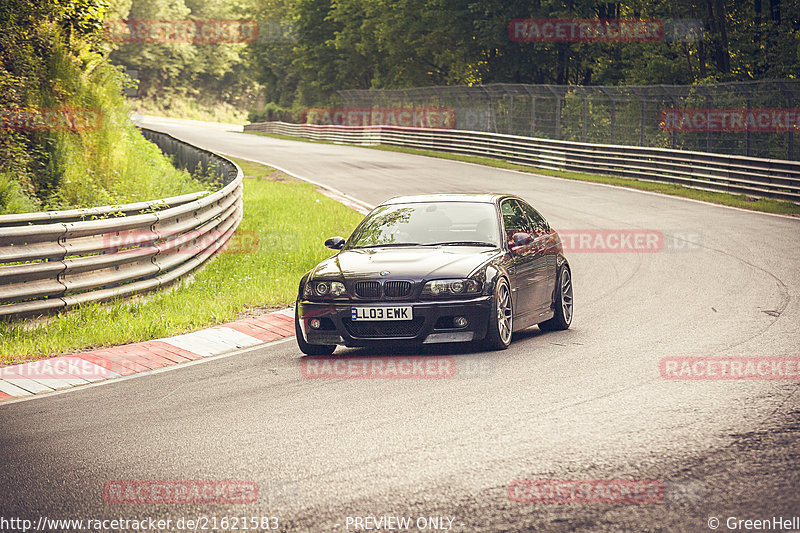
338, 80, 800, 161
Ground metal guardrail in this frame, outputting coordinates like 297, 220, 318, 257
245, 121, 800, 203
0, 128, 243, 319
338, 80, 800, 160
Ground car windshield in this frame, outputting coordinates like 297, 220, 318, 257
347, 201, 501, 249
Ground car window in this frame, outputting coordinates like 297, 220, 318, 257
517, 200, 549, 235
347, 201, 501, 248
500, 199, 532, 241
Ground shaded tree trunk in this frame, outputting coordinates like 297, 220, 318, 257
698, 39, 708, 78
769, 0, 780, 23
556, 45, 569, 85
705, 0, 731, 74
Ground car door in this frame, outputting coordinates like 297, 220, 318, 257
500, 198, 539, 319
516, 199, 558, 313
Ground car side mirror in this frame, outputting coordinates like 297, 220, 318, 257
325, 236, 346, 250
508, 232, 533, 253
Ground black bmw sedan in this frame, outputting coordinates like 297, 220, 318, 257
295, 194, 572, 354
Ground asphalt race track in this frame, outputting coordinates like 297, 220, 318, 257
1, 117, 798, 532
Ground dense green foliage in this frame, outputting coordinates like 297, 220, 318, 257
250, 0, 799, 107
2, 0, 797, 212
106, 0, 260, 121
0, 0, 202, 214
104, 0, 799, 116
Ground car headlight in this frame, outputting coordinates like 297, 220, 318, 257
304, 280, 346, 299
422, 279, 481, 297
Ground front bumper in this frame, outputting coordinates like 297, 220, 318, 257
296, 296, 492, 347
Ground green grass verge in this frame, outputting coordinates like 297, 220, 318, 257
0, 158, 364, 364
248, 131, 800, 216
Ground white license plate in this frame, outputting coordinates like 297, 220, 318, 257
351, 306, 413, 321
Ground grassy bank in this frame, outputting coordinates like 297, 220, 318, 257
248, 131, 800, 216
128, 94, 249, 125
0, 6, 202, 215
0, 158, 364, 364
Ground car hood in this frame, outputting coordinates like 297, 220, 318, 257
312, 246, 501, 280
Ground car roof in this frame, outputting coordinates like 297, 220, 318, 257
379, 193, 512, 205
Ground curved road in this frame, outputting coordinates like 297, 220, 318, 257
1, 118, 798, 532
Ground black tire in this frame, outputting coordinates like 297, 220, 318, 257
295, 308, 336, 355
539, 265, 573, 331
483, 277, 513, 351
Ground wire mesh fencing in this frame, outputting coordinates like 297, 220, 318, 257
337, 80, 800, 161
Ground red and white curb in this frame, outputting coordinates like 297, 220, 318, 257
0, 308, 296, 403
0, 167, 375, 405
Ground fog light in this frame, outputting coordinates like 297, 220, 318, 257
309, 318, 321, 329
454, 316, 468, 328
